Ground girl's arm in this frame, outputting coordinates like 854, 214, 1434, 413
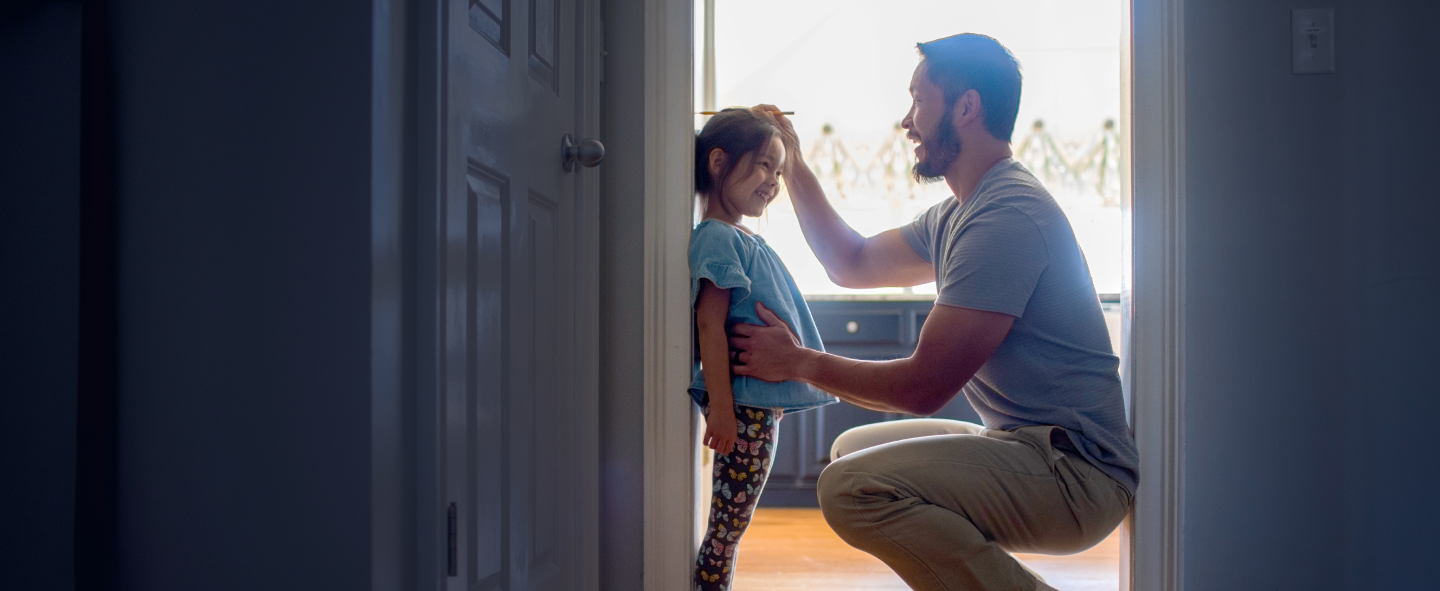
695, 279, 739, 455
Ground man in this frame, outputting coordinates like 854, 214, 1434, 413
733, 33, 1137, 591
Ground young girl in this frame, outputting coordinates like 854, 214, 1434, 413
690, 107, 836, 591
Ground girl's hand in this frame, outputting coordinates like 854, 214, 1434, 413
703, 406, 739, 456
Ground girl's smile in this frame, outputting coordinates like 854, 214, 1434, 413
709, 134, 787, 224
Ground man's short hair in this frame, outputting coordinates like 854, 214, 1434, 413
916, 34, 1023, 142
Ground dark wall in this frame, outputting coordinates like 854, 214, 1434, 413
1183, 2, 1347, 588
0, 3, 83, 589
598, 0, 646, 589
1183, 1, 1440, 589
1333, 2, 1440, 588
109, 1, 374, 589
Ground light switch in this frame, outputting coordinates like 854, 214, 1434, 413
1292, 9, 1335, 74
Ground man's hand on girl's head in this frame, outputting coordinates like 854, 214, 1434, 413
728, 302, 808, 383
752, 103, 802, 169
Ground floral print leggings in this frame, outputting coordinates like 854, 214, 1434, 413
694, 404, 781, 591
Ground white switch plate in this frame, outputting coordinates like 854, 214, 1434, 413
1293, 8, 1335, 74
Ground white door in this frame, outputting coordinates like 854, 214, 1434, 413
437, 0, 600, 589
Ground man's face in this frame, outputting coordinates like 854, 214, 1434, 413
902, 61, 962, 183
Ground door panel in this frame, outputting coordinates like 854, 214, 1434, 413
528, 0, 557, 89
510, 190, 565, 590
464, 163, 507, 589
469, 0, 508, 52
440, 0, 590, 587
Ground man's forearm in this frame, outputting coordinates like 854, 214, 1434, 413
784, 160, 868, 282
793, 349, 953, 416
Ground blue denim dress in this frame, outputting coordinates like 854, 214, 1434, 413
688, 219, 837, 413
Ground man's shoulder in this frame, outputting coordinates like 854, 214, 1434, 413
915, 195, 960, 231
976, 161, 1051, 202
969, 164, 1062, 226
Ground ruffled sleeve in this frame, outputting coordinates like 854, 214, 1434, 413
688, 221, 752, 307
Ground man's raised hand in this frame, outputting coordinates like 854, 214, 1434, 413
753, 104, 802, 169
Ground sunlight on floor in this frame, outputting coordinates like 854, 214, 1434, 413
732, 508, 1119, 591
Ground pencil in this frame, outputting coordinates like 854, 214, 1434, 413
698, 111, 794, 115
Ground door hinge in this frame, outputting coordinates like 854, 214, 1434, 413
447, 502, 458, 577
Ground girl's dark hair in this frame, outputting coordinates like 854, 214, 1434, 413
694, 108, 781, 199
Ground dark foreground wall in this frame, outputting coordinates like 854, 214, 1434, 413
107, 1, 375, 589
0, 3, 83, 589
2, 1, 405, 588
1182, 1, 1440, 589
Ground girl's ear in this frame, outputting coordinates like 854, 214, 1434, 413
707, 147, 728, 183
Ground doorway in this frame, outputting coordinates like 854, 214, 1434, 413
639, 0, 1186, 590
697, 1, 1126, 588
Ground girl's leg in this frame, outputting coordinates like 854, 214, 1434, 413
693, 405, 780, 591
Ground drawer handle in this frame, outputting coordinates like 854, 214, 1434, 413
845, 321, 860, 334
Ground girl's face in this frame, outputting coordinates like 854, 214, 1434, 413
718, 135, 786, 219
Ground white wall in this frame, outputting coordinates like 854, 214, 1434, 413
1182, 1, 1440, 588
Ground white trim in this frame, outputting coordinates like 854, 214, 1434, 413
1125, 0, 1186, 590
641, 0, 698, 589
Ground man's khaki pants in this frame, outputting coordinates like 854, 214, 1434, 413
817, 419, 1131, 591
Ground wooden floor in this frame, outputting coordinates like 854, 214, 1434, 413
731, 508, 1119, 591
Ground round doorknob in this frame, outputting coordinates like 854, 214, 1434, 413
562, 134, 605, 172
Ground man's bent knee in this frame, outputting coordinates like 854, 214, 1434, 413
830, 418, 984, 461
816, 459, 867, 540
815, 462, 849, 517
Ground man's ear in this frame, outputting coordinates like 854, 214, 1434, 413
954, 89, 984, 129
707, 147, 728, 180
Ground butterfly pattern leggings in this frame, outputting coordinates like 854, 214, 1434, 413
694, 404, 781, 591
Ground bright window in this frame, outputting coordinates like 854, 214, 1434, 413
696, 0, 1125, 296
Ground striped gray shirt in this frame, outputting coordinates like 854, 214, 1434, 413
900, 159, 1138, 493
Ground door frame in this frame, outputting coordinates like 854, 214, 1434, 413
1122, 0, 1186, 589
639, 1, 1186, 590
638, 0, 704, 589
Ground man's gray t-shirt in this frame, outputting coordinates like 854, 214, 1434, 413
900, 159, 1138, 493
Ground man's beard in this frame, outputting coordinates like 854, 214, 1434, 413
911, 109, 962, 184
